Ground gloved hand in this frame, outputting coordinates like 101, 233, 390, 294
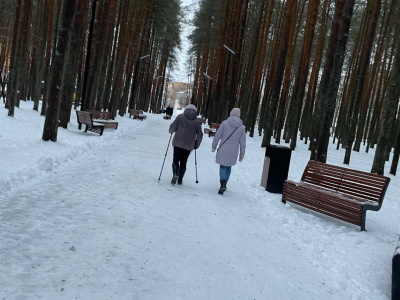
212, 149, 216, 153
239, 156, 244, 162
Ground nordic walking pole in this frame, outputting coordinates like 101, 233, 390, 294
195, 149, 199, 183
158, 134, 172, 181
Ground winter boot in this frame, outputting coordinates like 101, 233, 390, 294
221, 180, 227, 191
177, 168, 186, 185
218, 180, 226, 195
171, 163, 179, 185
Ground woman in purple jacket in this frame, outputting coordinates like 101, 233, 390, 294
211, 108, 246, 194
169, 104, 203, 185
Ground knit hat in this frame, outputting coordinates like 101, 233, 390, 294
185, 104, 197, 112
230, 108, 240, 117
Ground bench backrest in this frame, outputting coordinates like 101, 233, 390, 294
130, 109, 144, 116
76, 111, 93, 125
210, 122, 220, 129
89, 110, 111, 120
301, 160, 390, 205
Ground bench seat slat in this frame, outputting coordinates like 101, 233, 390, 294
283, 182, 363, 225
284, 181, 365, 209
284, 197, 362, 226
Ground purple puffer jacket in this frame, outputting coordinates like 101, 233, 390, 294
169, 108, 203, 151
212, 116, 246, 166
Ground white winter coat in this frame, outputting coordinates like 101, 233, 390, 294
211, 116, 246, 166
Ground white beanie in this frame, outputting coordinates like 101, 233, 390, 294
185, 104, 197, 112
230, 108, 240, 117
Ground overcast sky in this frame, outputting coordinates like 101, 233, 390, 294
171, 0, 199, 83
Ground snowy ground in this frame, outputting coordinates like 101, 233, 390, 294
1, 100, 399, 300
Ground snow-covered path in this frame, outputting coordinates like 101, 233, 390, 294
0, 106, 398, 300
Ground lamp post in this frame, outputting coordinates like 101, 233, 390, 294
162, 76, 170, 110
81, 0, 102, 113
203, 72, 212, 119
152, 75, 163, 112
129, 53, 150, 111
223, 44, 239, 112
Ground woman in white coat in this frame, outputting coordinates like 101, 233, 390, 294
211, 108, 246, 194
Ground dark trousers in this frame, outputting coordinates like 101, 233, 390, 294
173, 147, 191, 171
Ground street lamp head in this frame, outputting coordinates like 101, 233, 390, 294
203, 72, 212, 80
139, 54, 150, 60
223, 44, 238, 56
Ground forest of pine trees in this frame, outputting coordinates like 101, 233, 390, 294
1, 0, 181, 139
188, 0, 400, 176
1, 0, 399, 176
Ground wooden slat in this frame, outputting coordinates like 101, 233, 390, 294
306, 161, 389, 185
284, 181, 364, 210
304, 167, 388, 189
285, 197, 362, 226
304, 165, 387, 188
303, 176, 383, 203
283, 182, 363, 226
302, 161, 390, 204
283, 188, 363, 219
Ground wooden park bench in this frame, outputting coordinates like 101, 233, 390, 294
88, 110, 118, 130
282, 160, 390, 231
208, 122, 220, 137
129, 109, 147, 121
76, 111, 104, 136
204, 122, 220, 137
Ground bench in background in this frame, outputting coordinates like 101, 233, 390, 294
282, 160, 390, 231
208, 122, 220, 137
203, 122, 220, 137
88, 110, 118, 129
76, 111, 104, 136
129, 109, 147, 121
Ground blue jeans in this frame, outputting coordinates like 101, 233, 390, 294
219, 165, 232, 182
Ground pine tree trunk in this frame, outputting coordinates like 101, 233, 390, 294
309, 0, 346, 161
40, 0, 55, 116
59, 0, 88, 128
314, 0, 356, 163
372, 17, 400, 174
42, 0, 77, 141
286, 0, 318, 149
390, 116, 400, 175
343, 0, 381, 164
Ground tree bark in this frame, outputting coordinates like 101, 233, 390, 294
42, 0, 77, 141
